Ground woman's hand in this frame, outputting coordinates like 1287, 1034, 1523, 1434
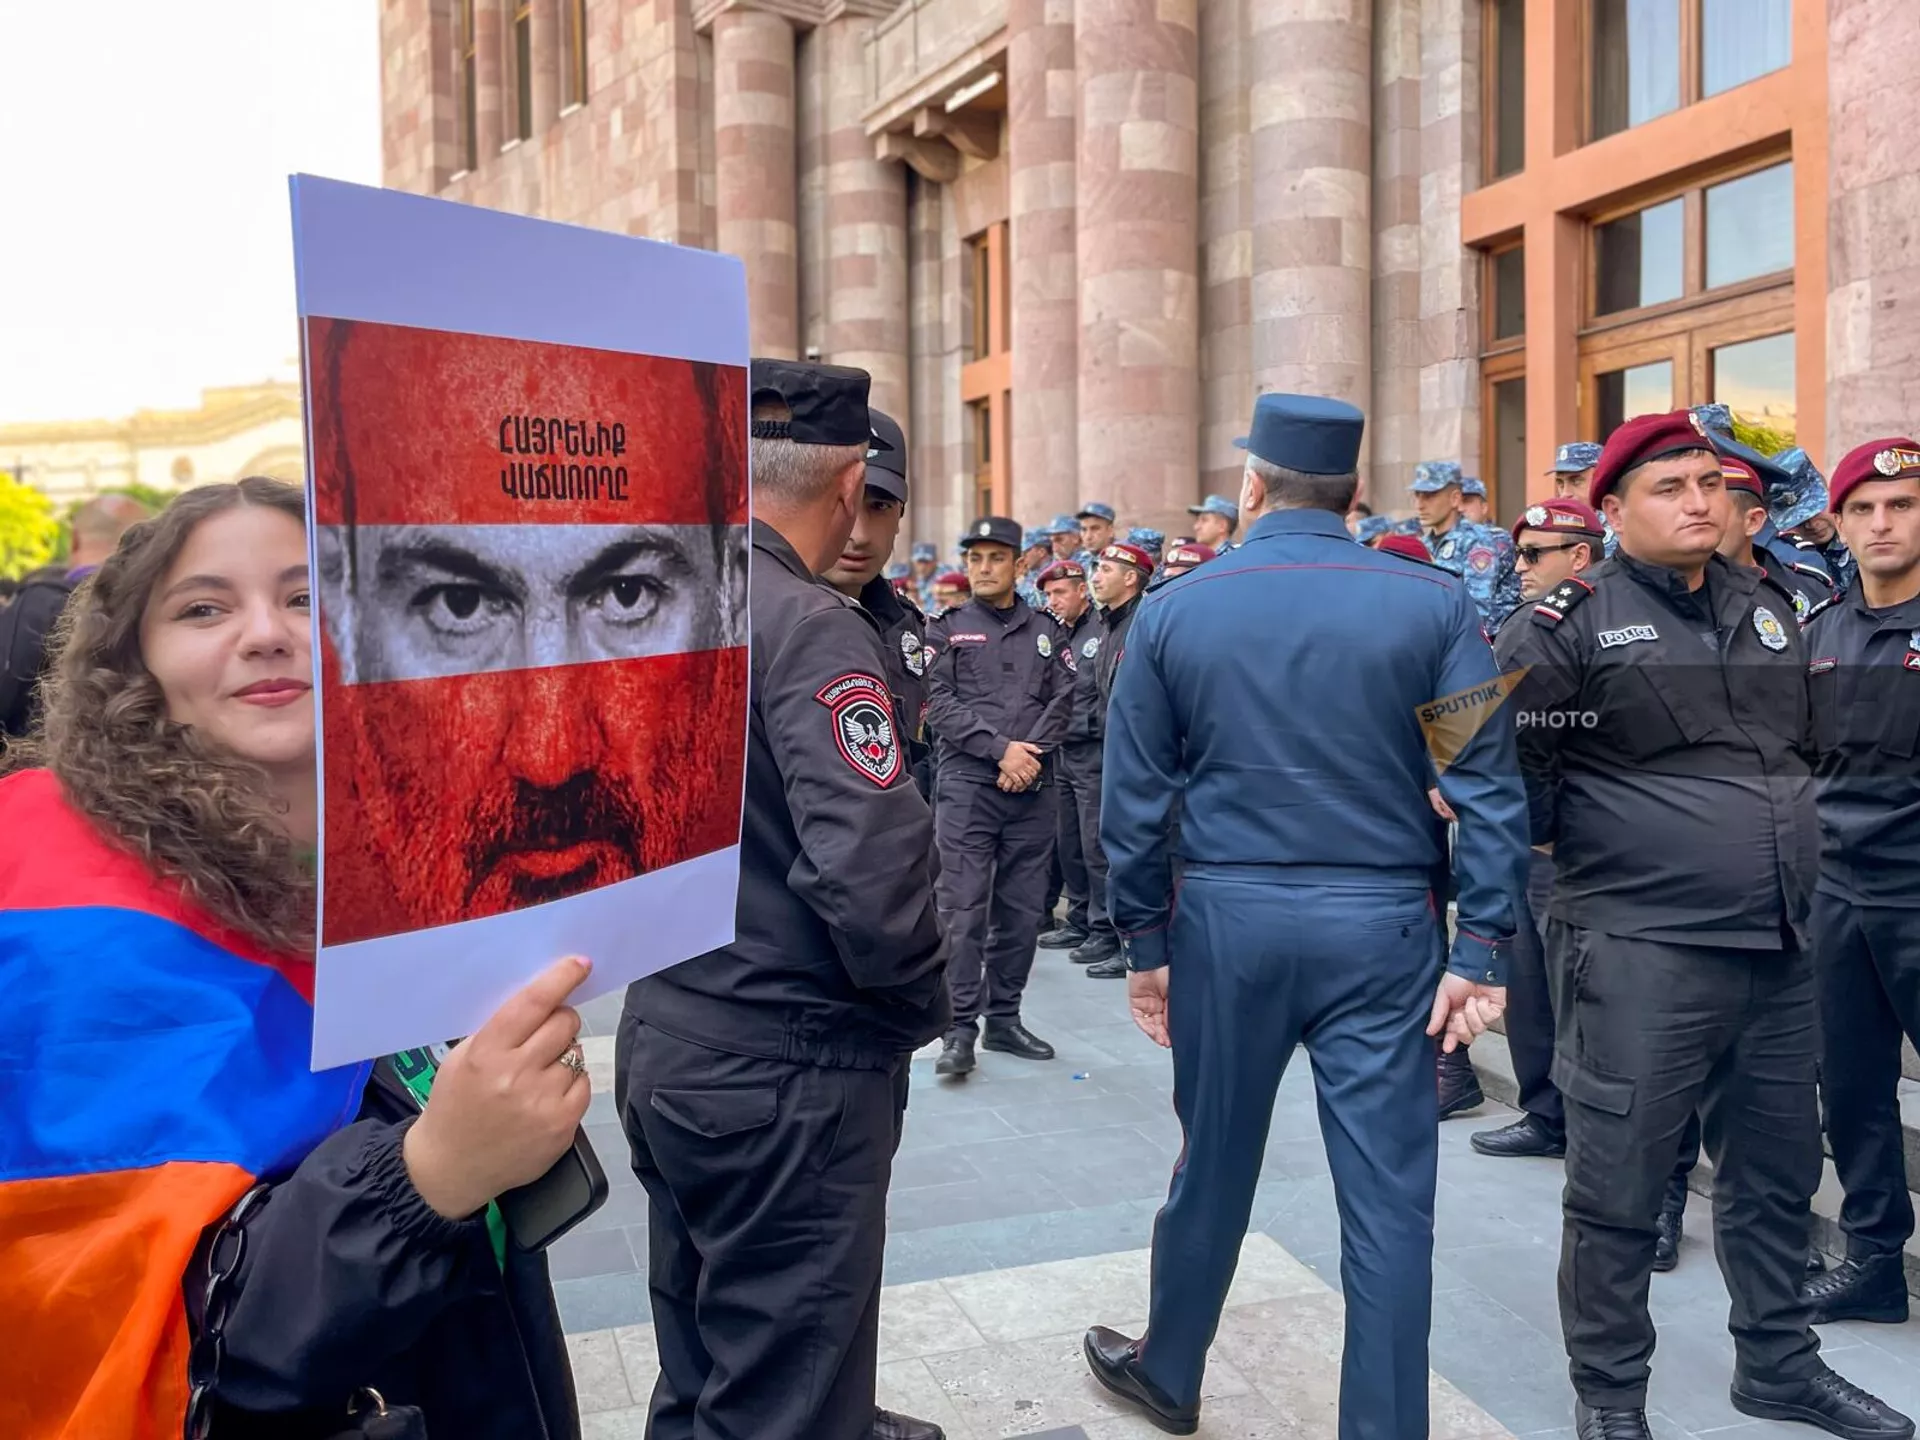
403, 955, 594, 1220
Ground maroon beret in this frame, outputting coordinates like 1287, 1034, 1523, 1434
1830, 437, 1920, 513
935, 570, 970, 589
1589, 410, 1716, 508
1163, 542, 1217, 569
1098, 542, 1156, 575
1717, 451, 1763, 496
1374, 532, 1433, 562
1512, 498, 1606, 541
1036, 559, 1087, 586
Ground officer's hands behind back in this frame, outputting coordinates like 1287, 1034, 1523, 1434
1426, 973, 1505, 1054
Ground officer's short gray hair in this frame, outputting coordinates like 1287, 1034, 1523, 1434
1246, 455, 1358, 516
750, 399, 867, 504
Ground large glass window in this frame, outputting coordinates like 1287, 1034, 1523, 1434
1701, 0, 1790, 99
1492, 246, 1526, 341
1705, 162, 1794, 289
1712, 332, 1796, 449
1590, 0, 1681, 140
456, 0, 477, 173
1594, 199, 1683, 315
1595, 359, 1673, 437
1490, 377, 1528, 526
512, 1, 533, 143
1489, 0, 1526, 179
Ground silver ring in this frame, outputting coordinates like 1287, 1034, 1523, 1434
558, 1043, 587, 1077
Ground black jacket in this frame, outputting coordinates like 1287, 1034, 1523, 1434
858, 574, 930, 771
1059, 605, 1103, 745
1804, 585, 1920, 906
924, 595, 1074, 777
0, 565, 78, 741
1095, 593, 1142, 707
191, 1064, 577, 1439
1502, 550, 1819, 949
627, 522, 948, 1069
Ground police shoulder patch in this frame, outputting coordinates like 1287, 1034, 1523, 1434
1467, 545, 1496, 574
814, 673, 900, 787
1530, 575, 1595, 628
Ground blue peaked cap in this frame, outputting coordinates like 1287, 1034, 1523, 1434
1233, 393, 1366, 476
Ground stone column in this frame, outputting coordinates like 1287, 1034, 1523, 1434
1198, 0, 1251, 499
1370, 0, 1422, 512
713, 9, 799, 358
1009, 0, 1079, 520
474, 0, 505, 159
1418, 0, 1480, 478
1074, 0, 1200, 530
1248, 0, 1371, 452
528, 0, 559, 136
822, 17, 911, 421
1827, 0, 1920, 450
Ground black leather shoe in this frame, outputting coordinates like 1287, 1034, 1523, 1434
1731, 1363, 1916, 1440
1470, 1114, 1566, 1158
872, 1407, 945, 1440
1038, 925, 1089, 950
1437, 1046, 1483, 1119
1575, 1402, 1653, 1440
1085, 956, 1127, 979
933, 1031, 976, 1076
1802, 1254, 1910, 1325
981, 1020, 1055, 1060
1652, 1203, 1683, 1273
1082, 1327, 1199, 1435
1070, 933, 1121, 964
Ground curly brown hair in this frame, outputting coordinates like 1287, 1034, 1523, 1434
9, 477, 315, 953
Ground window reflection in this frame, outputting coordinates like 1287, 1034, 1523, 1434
1596, 360, 1673, 437
1702, 0, 1790, 98
1705, 163, 1794, 289
1491, 0, 1526, 179
1594, 199, 1683, 315
1591, 0, 1680, 139
1713, 332, 1796, 450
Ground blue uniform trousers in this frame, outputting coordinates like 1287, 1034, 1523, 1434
1141, 869, 1440, 1440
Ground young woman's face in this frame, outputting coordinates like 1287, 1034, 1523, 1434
139, 505, 315, 772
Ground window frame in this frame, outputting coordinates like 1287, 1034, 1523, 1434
1480, 352, 1529, 527
1481, 0, 1527, 183
561, 0, 589, 111
1482, 240, 1527, 356
509, 0, 534, 146
455, 0, 478, 176
1584, 0, 1792, 145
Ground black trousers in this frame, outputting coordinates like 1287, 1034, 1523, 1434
935, 770, 1054, 1028
1059, 739, 1114, 941
1549, 923, 1823, 1407
1051, 755, 1090, 931
1507, 848, 1563, 1126
614, 1016, 909, 1440
1815, 890, 1920, 1258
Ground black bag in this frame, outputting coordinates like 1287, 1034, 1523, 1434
185, 1187, 430, 1440
0, 568, 77, 739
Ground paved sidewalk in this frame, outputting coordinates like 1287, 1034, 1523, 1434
560, 953, 1920, 1439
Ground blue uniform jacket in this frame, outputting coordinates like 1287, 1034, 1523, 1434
1100, 507, 1529, 982
1423, 518, 1523, 629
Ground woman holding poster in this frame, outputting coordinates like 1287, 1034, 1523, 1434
0, 477, 588, 1440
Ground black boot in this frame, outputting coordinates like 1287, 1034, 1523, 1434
933, 1029, 976, 1076
1802, 1254, 1910, 1325
1731, 1362, 1916, 1440
1652, 1201, 1684, 1272
1038, 924, 1089, 950
1437, 1044, 1483, 1119
872, 1407, 946, 1440
1085, 956, 1127, 978
1069, 932, 1121, 965
981, 1019, 1055, 1060
1470, 1113, 1566, 1158
1082, 1327, 1199, 1435
1575, 1402, 1653, 1440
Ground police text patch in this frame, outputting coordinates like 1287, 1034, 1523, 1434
1597, 625, 1658, 649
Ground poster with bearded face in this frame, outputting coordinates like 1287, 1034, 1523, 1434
293, 176, 748, 1067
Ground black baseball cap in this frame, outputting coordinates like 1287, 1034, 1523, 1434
748, 358, 872, 446
865, 408, 908, 504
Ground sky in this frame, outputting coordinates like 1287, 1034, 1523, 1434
0, 2, 383, 426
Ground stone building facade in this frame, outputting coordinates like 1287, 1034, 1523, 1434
379, 0, 1920, 552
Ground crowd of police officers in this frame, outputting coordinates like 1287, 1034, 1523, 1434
612, 355, 1920, 1440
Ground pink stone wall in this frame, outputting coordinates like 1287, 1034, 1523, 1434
1074, 0, 1201, 535
1416, 0, 1481, 485
1008, 0, 1080, 523
1827, 0, 1920, 449
1198, 0, 1252, 500
1370, 0, 1423, 512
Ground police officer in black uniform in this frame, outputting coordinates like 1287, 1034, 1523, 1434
823, 407, 932, 793
617, 361, 947, 1440
1080, 539, 1153, 979
1798, 437, 1920, 1325
1503, 410, 1909, 1440
925, 515, 1075, 1075
1041, 557, 1122, 968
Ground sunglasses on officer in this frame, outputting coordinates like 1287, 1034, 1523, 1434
1515, 540, 1589, 567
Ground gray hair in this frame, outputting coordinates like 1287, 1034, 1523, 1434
1247, 455, 1358, 515
750, 400, 866, 505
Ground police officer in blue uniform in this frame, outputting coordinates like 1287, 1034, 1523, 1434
910, 541, 941, 612
1460, 474, 1493, 527
1775, 446, 1859, 595
1046, 514, 1083, 564
1712, 439, 1839, 625
1411, 460, 1524, 628
925, 516, 1076, 1075
1082, 393, 1529, 1439
1076, 501, 1118, 570
1502, 410, 1909, 1440
1015, 527, 1054, 610
1798, 439, 1920, 1325
1185, 494, 1239, 555
1551, 442, 1605, 501
1125, 527, 1165, 572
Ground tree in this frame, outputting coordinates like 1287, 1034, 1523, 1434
0, 471, 60, 580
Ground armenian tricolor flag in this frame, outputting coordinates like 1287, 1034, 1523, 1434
0, 768, 368, 1440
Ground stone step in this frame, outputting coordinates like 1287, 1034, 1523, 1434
1467, 1032, 1920, 1299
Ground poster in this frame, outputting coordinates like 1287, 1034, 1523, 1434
291, 175, 749, 1069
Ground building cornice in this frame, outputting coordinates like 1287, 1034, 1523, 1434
0, 383, 301, 452
692, 0, 895, 35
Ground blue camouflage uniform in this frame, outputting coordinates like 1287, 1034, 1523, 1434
1708, 431, 1839, 624
1411, 461, 1523, 628
911, 541, 940, 612
1125, 527, 1165, 573
1355, 515, 1394, 546
1773, 446, 1856, 594
1185, 493, 1241, 556
1098, 393, 1529, 1440
1073, 501, 1117, 571
1015, 527, 1053, 610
